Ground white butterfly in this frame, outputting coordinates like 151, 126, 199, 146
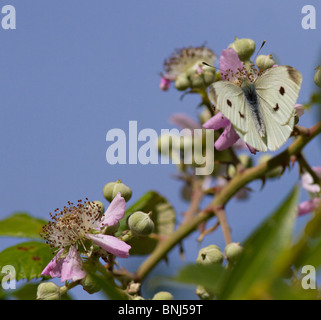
208, 65, 302, 152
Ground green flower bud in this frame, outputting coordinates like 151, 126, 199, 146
81, 274, 101, 294
104, 221, 120, 235
224, 242, 243, 264
228, 154, 253, 178
200, 107, 212, 125
86, 201, 105, 215
314, 67, 321, 88
191, 73, 205, 89
258, 154, 282, 178
103, 180, 132, 202
175, 73, 191, 91
229, 38, 256, 61
195, 285, 213, 300
256, 54, 275, 70
152, 291, 174, 300
196, 245, 224, 266
128, 211, 154, 236
203, 70, 216, 86
37, 282, 61, 300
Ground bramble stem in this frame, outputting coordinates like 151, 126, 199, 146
134, 121, 321, 282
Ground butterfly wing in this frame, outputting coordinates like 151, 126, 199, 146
255, 66, 302, 150
209, 81, 248, 132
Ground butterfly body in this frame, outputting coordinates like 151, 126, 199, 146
241, 80, 266, 138
209, 65, 302, 152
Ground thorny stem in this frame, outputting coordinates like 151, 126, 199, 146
296, 152, 321, 186
134, 120, 321, 282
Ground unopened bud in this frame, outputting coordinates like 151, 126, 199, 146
256, 54, 275, 70
86, 201, 105, 215
196, 285, 213, 300
314, 67, 321, 88
37, 282, 61, 300
103, 180, 132, 202
196, 245, 224, 266
228, 154, 253, 178
175, 73, 190, 91
152, 291, 174, 300
225, 242, 243, 264
229, 38, 256, 61
128, 211, 154, 236
81, 274, 101, 294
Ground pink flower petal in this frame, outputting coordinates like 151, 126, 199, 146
100, 192, 126, 227
295, 104, 304, 118
41, 248, 64, 278
87, 234, 131, 258
42, 247, 86, 282
160, 77, 171, 91
203, 112, 230, 130
60, 246, 86, 282
298, 198, 321, 216
214, 123, 240, 151
219, 48, 244, 81
302, 167, 321, 193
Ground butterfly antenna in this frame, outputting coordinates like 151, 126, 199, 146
253, 40, 266, 61
202, 62, 223, 73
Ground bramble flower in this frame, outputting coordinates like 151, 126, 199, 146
160, 46, 217, 91
298, 167, 321, 216
41, 193, 131, 282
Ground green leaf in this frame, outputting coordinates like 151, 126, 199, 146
116, 191, 176, 255
175, 264, 226, 296
126, 236, 158, 255
219, 186, 299, 299
0, 241, 53, 281
0, 213, 47, 239
270, 279, 319, 300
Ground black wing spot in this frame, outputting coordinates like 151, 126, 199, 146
279, 87, 285, 96
239, 111, 245, 118
274, 103, 279, 111
227, 99, 232, 107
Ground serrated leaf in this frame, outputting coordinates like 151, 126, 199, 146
219, 186, 299, 299
0, 241, 53, 281
0, 213, 47, 239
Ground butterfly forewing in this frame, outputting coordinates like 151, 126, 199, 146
209, 81, 249, 133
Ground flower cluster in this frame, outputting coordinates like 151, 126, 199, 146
41, 193, 131, 282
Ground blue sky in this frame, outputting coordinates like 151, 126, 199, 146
0, 0, 320, 299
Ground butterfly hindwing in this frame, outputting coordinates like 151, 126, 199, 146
255, 66, 302, 126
